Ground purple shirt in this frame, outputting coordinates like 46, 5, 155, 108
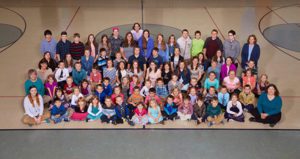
45, 82, 57, 96
220, 64, 237, 81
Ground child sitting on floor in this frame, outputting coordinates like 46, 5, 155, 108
70, 97, 88, 121
177, 95, 193, 121
86, 96, 103, 122
148, 99, 164, 124
115, 95, 134, 126
101, 97, 117, 125
239, 84, 255, 111
206, 97, 224, 127
163, 95, 178, 121
50, 98, 69, 124
132, 102, 148, 126
192, 96, 207, 125
225, 94, 244, 122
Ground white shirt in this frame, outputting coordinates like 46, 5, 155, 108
71, 93, 84, 106
140, 86, 150, 97
23, 95, 44, 118
177, 36, 192, 60
55, 68, 69, 82
226, 101, 243, 116
87, 103, 103, 116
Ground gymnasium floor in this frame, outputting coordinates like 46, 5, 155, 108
0, 0, 300, 130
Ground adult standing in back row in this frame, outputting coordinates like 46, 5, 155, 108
241, 34, 260, 69
109, 27, 124, 60
177, 29, 192, 63
203, 29, 223, 61
223, 30, 240, 64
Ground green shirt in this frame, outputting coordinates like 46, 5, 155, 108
206, 104, 221, 116
191, 38, 204, 57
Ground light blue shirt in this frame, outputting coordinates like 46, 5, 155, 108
40, 38, 57, 59
248, 44, 254, 61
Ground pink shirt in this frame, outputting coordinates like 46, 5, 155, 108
145, 95, 161, 106
223, 76, 240, 90
242, 76, 256, 89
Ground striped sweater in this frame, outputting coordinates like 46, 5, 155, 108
70, 42, 85, 60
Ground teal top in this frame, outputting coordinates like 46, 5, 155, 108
24, 78, 45, 96
206, 104, 221, 116
257, 93, 282, 115
204, 78, 219, 90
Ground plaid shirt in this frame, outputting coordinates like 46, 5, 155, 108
156, 85, 168, 98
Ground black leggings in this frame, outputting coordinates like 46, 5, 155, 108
249, 108, 281, 125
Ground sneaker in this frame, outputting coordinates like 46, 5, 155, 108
128, 121, 135, 126
112, 121, 117, 125
175, 116, 180, 120
45, 119, 50, 124
160, 120, 165, 125
249, 117, 256, 122
269, 123, 276, 127
85, 118, 89, 122
196, 120, 201, 125
64, 118, 70, 122
207, 122, 213, 127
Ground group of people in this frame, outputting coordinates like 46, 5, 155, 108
23, 22, 282, 127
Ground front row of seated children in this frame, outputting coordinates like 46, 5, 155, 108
48, 84, 254, 127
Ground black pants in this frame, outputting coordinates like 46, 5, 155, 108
127, 104, 136, 119
162, 111, 177, 120
249, 108, 281, 124
101, 115, 116, 123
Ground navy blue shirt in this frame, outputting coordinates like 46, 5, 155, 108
128, 54, 146, 70
56, 40, 71, 60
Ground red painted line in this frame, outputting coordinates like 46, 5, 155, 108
65, 6, 80, 31
204, 7, 225, 40
266, 6, 289, 24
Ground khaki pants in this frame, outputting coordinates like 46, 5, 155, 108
207, 114, 224, 124
22, 110, 51, 125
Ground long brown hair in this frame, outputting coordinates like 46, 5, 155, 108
142, 29, 150, 49
123, 32, 136, 47
168, 34, 178, 47
28, 87, 40, 107
85, 34, 97, 47
130, 60, 141, 73
154, 33, 166, 51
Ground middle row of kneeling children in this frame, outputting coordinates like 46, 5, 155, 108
50, 88, 247, 127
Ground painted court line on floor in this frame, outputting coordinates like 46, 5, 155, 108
65, 6, 81, 31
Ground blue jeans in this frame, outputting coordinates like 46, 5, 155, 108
51, 112, 68, 123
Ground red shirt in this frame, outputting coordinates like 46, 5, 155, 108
64, 83, 76, 95
134, 108, 147, 116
